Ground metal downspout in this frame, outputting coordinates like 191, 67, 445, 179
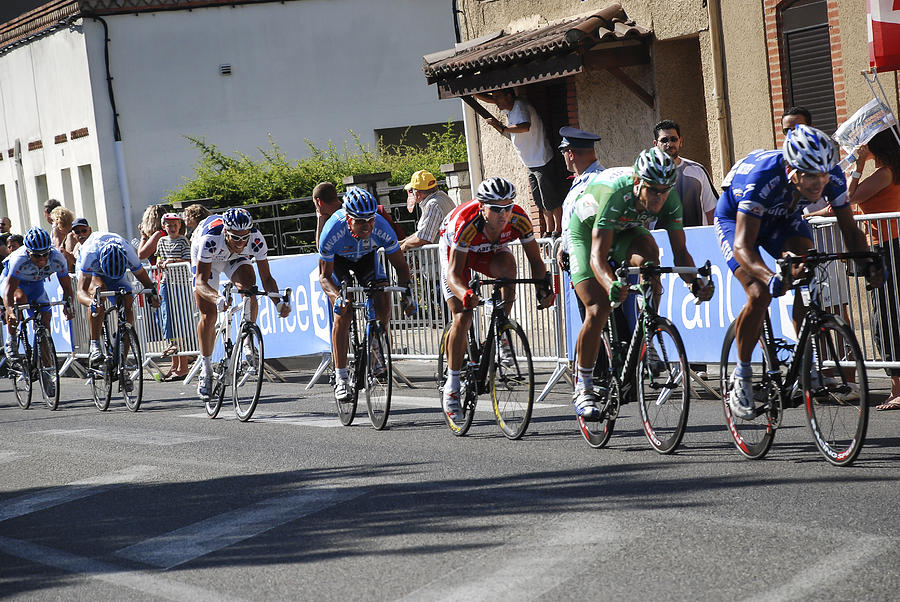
707, 0, 733, 179
452, 0, 483, 187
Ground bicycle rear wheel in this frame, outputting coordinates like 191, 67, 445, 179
439, 323, 477, 436
11, 334, 32, 409
637, 318, 689, 454
578, 330, 617, 449
120, 325, 143, 412
232, 323, 264, 421
720, 320, 778, 459
491, 319, 534, 440
365, 322, 392, 430
206, 358, 228, 419
35, 328, 60, 410
801, 315, 868, 466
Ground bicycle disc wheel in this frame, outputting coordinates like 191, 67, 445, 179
439, 324, 476, 436
206, 359, 228, 419
637, 318, 689, 454
491, 319, 534, 440
11, 336, 32, 409
720, 320, 778, 459
365, 323, 392, 430
35, 329, 60, 410
801, 315, 868, 466
578, 331, 617, 449
232, 323, 264, 422
120, 325, 143, 412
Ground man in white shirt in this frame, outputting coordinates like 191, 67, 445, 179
653, 120, 717, 227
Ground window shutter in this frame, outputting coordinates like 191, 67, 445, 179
784, 26, 838, 134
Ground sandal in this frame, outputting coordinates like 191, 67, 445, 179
875, 398, 900, 411
162, 342, 179, 357
164, 373, 186, 382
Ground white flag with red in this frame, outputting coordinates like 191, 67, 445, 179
868, 0, 900, 71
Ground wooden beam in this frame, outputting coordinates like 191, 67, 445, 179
461, 96, 495, 120
606, 66, 654, 108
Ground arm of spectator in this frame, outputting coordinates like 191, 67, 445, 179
400, 234, 428, 251
138, 230, 163, 260
847, 147, 892, 206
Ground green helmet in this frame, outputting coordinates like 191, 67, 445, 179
634, 147, 677, 186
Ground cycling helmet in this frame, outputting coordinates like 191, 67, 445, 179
23, 227, 52, 253
782, 124, 837, 173
634, 147, 677, 186
99, 242, 128, 280
475, 177, 516, 202
342, 187, 378, 218
221, 207, 253, 231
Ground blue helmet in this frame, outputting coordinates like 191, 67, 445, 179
782, 124, 837, 173
222, 207, 253, 231
24, 227, 52, 253
99, 242, 128, 280
342, 187, 378, 218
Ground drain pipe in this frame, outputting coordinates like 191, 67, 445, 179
707, 0, 733, 180
453, 0, 483, 188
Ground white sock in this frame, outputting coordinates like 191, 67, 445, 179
447, 369, 460, 392
200, 355, 212, 375
577, 364, 593, 392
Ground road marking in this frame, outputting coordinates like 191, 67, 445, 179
37, 428, 220, 446
0, 536, 244, 602
180, 412, 344, 427
115, 485, 366, 569
0, 450, 23, 464
0, 465, 156, 523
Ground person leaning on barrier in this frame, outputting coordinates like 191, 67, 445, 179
581, 149, 713, 419
191, 208, 292, 401
400, 170, 455, 251
75, 232, 161, 374
184, 203, 211, 241
50, 206, 76, 272
157, 213, 192, 380
438, 177, 555, 421
319, 187, 417, 402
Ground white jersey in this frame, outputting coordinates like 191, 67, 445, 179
2, 246, 68, 283
192, 215, 269, 266
76, 232, 142, 277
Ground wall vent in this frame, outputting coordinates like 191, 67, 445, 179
219, 64, 232, 76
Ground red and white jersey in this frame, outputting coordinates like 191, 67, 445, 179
439, 199, 534, 256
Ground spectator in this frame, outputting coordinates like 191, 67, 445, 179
138, 204, 169, 263
846, 128, 900, 410
50, 206, 76, 271
0, 216, 11, 233
475, 89, 563, 236
0, 233, 9, 261
156, 213, 192, 380
400, 170, 455, 251
653, 119, 717, 226
781, 106, 813, 134
43, 199, 61, 225
313, 181, 405, 249
70, 217, 92, 265
7, 234, 23, 252
183, 203, 211, 238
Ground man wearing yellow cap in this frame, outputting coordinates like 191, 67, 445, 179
400, 170, 456, 251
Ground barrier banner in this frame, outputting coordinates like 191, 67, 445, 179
46, 280, 72, 353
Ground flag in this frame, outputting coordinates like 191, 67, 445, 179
868, 0, 900, 71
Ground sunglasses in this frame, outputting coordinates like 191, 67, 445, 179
657, 136, 679, 144
29, 250, 51, 258
226, 231, 252, 242
644, 184, 673, 195
484, 203, 514, 214
350, 215, 376, 224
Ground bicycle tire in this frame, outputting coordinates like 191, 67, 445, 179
232, 323, 264, 422
720, 320, 777, 459
337, 307, 362, 426
491, 318, 534, 440
11, 332, 32, 410
35, 328, 60, 411
578, 330, 617, 449
439, 323, 477, 436
801, 314, 868, 466
637, 318, 690, 454
206, 358, 228, 419
90, 322, 113, 411
365, 322, 392, 430
120, 324, 143, 412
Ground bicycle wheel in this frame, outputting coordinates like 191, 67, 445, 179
35, 328, 60, 411
232, 323, 264, 422
800, 315, 868, 466
365, 322, 392, 430
491, 319, 534, 440
206, 358, 228, 419
91, 321, 113, 411
439, 323, 477, 436
637, 318, 689, 454
120, 325, 143, 412
337, 309, 361, 426
11, 334, 32, 410
578, 330, 617, 449
720, 320, 778, 459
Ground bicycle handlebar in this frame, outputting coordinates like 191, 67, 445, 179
776, 249, 882, 267
611, 261, 712, 309
10, 298, 69, 312
94, 287, 154, 300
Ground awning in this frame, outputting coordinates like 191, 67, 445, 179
423, 3, 651, 101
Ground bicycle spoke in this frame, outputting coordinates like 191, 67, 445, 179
491, 319, 534, 440
232, 324, 264, 421
638, 320, 689, 454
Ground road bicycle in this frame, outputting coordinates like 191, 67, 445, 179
437, 276, 544, 440
206, 283, 291, 421
334, 281, 406, 430
720, 249, 880, 466
88, 288, 153, 412
579, 262, 710, 453
6, 298, 68, 410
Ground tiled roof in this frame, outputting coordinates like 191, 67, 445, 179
423, 3, 650, 83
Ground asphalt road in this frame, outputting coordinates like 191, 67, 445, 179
2, 360, 899, 601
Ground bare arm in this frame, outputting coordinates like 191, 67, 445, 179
589, 229, 618, 292
400, 234, 428, 251
733, 212, 772, 284
667, 229, 698, 283
385, 249, 412, 287
318, 259, 341, 303
138, 231, 163, 260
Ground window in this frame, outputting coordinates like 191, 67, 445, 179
780, 0, 838, 134
78, 164, 98, 229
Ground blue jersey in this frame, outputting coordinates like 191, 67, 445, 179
715, 149, 847, 238
2, 247, 68, 283
76, 232, 142, 277
318, 209, 400, 263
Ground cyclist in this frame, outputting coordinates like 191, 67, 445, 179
319, 187, 417, 402
716, 124, 882, 419
582, 148, 714, 419
75, 232, 160, 372
2, 228, 75, 395
192, 207, 292, 401
439, 176, 555, 420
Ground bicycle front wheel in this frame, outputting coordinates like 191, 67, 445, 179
578, 330, 617, 449
232, 323, 264, 422
206, 359, 228, 419
438, 323, 476, 436
120, 325, 143, 412
11, 338, 32, 409
365, 323, 392, 430
720, 320, 778, 459
801, 315, 868, 466
35, 328, 60, 410
637, 318, 689, 454
91, 322, 113, 411
491, 319, 534, 440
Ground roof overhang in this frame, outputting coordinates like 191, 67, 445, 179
423, 3, 651, 100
